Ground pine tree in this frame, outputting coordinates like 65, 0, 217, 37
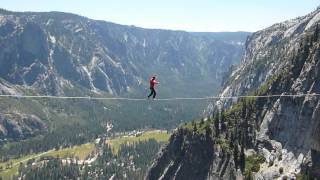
193, 123, 197, 133
233, 142, 239, 169
240, 142, 245, 172
205, 126, 212, 141
214, 112, 220, 137
247, 170, 253, 180
220, 110, 226, 132
200, 118, 205, 127
242, 100, 247, 117
313, 24, 319, 42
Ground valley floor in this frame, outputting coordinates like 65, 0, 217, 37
0, 130, 170, 179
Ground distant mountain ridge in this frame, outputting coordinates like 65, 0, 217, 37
0, 9, 249, 97
0, 9, 250, 150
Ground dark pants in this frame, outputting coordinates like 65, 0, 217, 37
148, 87, 156, 99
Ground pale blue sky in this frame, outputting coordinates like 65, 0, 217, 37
1, 0, 319, 32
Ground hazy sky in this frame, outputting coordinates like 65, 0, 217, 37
1, 0, 319, 32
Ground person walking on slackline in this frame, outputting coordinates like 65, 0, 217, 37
147, 75, 159, 99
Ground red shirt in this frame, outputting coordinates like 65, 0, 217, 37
149, 78, 158, 88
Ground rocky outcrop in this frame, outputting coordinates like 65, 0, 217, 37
146, 128, 241, 180
0, 113, 46, 140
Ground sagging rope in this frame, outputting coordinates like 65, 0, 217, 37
0, 93, 319, 101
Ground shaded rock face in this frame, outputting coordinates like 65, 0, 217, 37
311, 149, 320, 178
0, 9, 248, 96
146, 129, 239, 180
147, 8, 320, 180
0, 113, 46, 140
146, 129, 214, 180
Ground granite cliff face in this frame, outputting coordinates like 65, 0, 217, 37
147, 8, 320, 180
221, 7, 320, 179
146, 128, 241, 180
